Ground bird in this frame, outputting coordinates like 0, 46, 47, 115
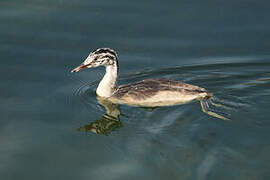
71, 48, 227, 120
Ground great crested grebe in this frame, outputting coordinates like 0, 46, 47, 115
71, 48, 227, 120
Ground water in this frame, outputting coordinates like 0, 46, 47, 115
1, 0, 270, 179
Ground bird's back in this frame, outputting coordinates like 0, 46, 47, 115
108, 79, 212, 107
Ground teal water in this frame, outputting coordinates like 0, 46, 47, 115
1, 0, 270, 179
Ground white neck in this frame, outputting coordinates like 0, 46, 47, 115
96, 64, 118, 97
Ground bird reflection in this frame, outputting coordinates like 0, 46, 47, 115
77, 96, 122, 135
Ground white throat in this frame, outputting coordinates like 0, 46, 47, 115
96, 64, 118, 97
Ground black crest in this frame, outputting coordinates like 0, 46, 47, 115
94, 48, 117, 57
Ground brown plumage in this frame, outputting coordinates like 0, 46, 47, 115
114, 78, 211, 99
108, 78, 213, 107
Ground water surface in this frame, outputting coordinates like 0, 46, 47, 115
1, 0, 270, 179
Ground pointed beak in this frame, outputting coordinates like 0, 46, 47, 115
71, 62, 95, 72
71, 63, 90, 73
71, 55, 95, 73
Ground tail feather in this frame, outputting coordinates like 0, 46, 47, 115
205, 91, 213, 98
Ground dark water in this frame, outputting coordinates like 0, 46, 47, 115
1, 0, 270, 179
